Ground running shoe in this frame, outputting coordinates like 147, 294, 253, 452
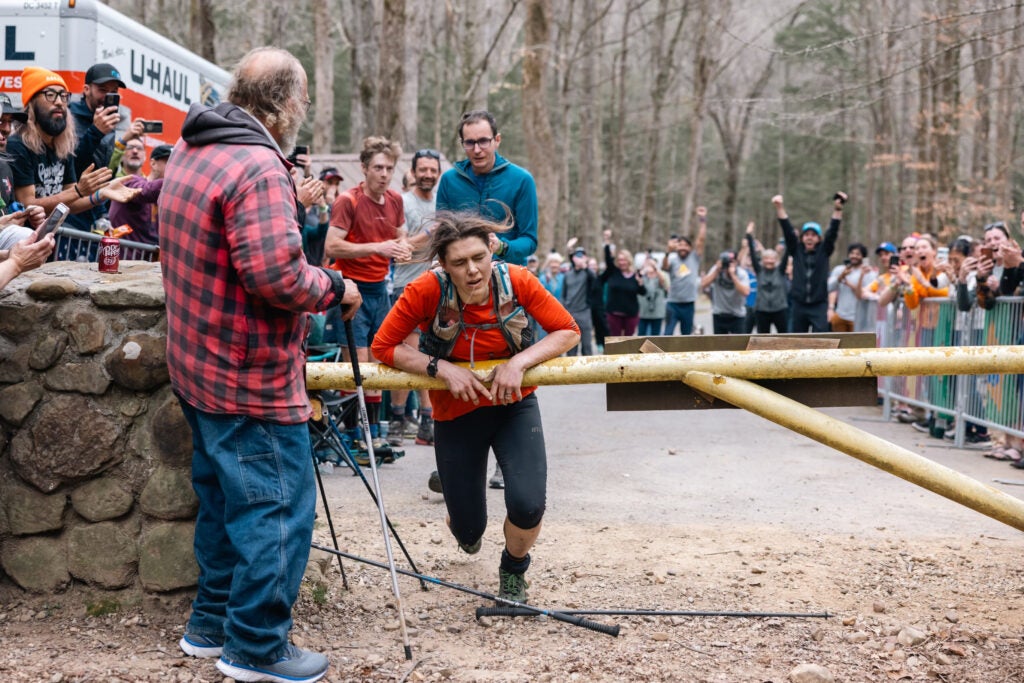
216, 644, 328, 683
179, 633, 223, 658
489, 464, 504, 489
497, 567, 529, 603
416, 416, 435, 446
386, 419, 405, 447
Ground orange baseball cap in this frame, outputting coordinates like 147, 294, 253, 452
21, 66, 68, 105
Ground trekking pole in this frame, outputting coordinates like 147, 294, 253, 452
310, 542, 620, 637
344, 319, 413, 660
310, 445, 349, 589
323, 415, 427, 590
476, 607, 830, 619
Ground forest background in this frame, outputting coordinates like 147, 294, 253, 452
109, 0, 1024, 259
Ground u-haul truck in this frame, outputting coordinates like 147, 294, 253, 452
0, 0, 230, 148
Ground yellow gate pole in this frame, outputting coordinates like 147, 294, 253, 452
307, 345, 1024, 391
682, 371, 1024, 533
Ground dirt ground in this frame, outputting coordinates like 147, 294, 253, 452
3, 383, 1024, 682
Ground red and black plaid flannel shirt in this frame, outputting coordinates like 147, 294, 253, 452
159, 132, 341, 424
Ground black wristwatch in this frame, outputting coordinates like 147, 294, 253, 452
426, 356, 440, 378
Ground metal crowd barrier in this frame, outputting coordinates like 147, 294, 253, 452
53, 227, 159, 262
879, 296, 1024, 447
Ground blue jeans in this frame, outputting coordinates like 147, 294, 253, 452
350, 280, 391, 349
178, 400, 315, 665
637, 318, 662, 337
664, 301, 695, 335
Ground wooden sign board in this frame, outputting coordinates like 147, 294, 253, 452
605, 332, 878, 411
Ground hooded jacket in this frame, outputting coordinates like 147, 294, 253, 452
159, 102, 346, 423
779, 216, 841, 306
435, 153, 538, 266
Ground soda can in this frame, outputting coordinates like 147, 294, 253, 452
98, 236, 120, 273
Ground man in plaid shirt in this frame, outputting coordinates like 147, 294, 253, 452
159, 47, 359, 683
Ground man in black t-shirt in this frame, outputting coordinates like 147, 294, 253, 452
7, 67, 138, 259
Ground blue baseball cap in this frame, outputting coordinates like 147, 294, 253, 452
875, 242, 897, 254
801, 222, 822, 237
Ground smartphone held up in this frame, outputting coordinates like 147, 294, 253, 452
34, 203, 69, 243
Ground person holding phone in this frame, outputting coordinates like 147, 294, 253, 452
0, 229, 55, 290
66, 63, 128, 234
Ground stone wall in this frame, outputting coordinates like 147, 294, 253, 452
0, 261, 198, 594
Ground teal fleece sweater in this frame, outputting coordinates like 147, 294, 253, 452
435, 154, 538, 266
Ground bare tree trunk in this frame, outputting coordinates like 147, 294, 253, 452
638, 0, 687, 249
378, 0, 408, 144
933, 0, 961, 239
188, 0, 216, 62
400, 0, 424, 147
680, 0, 716, 246
913, 23, 936, 235
313, 0, 335, 154
347, 0, 379, 142
576, 0, 602, 249
265, 4, 288, 47
522, 0, 559, 253
605, 0, 634, 239
992, 2, 1020, 213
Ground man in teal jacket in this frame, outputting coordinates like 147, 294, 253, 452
431, 109, 538, 491
435, 110, 538, 267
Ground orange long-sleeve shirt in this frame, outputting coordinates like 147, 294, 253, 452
372, 264, 579, 421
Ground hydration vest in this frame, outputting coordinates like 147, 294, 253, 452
419, 261, 533, 362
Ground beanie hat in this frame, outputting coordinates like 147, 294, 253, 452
21, 67, 67, 105
801, 222, 822, 237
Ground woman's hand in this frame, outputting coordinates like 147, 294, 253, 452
439, 361, 492, 405
486, 359, 525, 405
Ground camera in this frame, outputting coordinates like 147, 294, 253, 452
833, 192, 847, 204
719, 251, 734, 268
104, 93, 120, 109
843, 258, 851, 266
141, 120, 163, 134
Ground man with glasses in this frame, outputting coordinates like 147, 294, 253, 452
7, 67, 136, 224
436, 110, 538, 268
161, 47, 359, 683
435, 109, 539, 490
389, 148, 441, 448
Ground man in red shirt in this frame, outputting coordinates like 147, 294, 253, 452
325, 136, 410, 446
160, 47, 360, 683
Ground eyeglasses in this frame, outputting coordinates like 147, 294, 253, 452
39, 89, 71, 103
461, 137, 493, 151
125, 144, 145, 151
414, 148, 440, 160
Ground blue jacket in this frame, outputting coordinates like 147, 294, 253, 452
68, 97, 116, 231
435, 153, 538, 266
70, 97, 116, 177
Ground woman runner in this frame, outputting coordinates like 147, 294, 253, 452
371, 212, 579, 602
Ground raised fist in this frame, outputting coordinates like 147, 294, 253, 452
771, 195, 784, 207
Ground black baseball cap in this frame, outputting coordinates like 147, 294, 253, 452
0, 93, 26, 122
319, 167, 342, 182
150, 144, 173, 161
85, 63, 127, 88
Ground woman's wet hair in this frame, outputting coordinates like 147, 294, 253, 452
429, 210, 512, 263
